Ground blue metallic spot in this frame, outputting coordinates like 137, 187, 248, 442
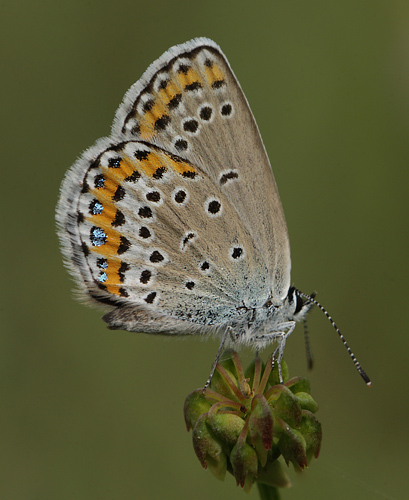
94, 174, 105, 188
97, 258, 108, 269
91, 227, 107, 246
98, 272, 108, 283
90, 200, 103, 215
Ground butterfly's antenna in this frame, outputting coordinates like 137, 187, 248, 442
300, 292, 371, 386
303, 291, 316, 370
303, 319, 314, 370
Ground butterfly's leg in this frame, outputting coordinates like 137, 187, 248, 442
203, 326, 234, 393
255, 321, 296, 383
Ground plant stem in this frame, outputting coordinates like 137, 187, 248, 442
257, 483, 281, 500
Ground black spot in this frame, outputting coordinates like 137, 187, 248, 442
221, 103, 232, 116
144, 292, 157, 304
200, 106, 213, 121
182, 232, 195, 247
81, 180, 90, 193
140, 270, 152, 284
220, 171, 239, 185
108, 157, 121, 168
168, 93, 182, 110
97, 258, 107, 269
125, 170, 141, 182
186, 281, 195, 290
89, 199, 103, 215
175, 139, 188, 152
117, 236, 131, 254
174, 190, 186, 203
153, 167, 166, 179
185, 81, 202, 92
154, 114, 171, 131
232, 247, 243, 259
158, 79, 169, 90
183, 119, 199, 134
94, 174, 105, 188
139, 226, 151, 239
118, 262, 130, 282
119, 287, 129, 297
182, 170, 196, 179
207, 200, 221, 214
81, 242, 89, 257
134, 150, 150, 161
200, 261, 210, 271
146, 191, 161, 202
90, 226, 107, 246
177, 64, 190, 74
97, 283, 107, 291
212, 79, 226, 89
138, 206, 153, 218
112, 185, 125, 202
77, 212, 84, 223
150, 250, 164, 263
204, 59, 214, 68
143, 99, 155, 112
112, 209, 125, 227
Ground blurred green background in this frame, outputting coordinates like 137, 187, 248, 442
2, 1, 408, 498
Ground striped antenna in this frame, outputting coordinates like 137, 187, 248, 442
303, 319, 314, 370
299, 292, 371, 386
303, 291, 316, 370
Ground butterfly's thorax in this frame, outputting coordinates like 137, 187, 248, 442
228, 292, 299, 347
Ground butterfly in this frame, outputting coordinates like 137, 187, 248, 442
56, 37, 370, 387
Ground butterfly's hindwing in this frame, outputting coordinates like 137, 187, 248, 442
60, 140, 273, 326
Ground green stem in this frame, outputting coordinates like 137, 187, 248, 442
257, 483, 281, 500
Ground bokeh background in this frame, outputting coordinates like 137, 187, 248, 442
2, 1, 408, 499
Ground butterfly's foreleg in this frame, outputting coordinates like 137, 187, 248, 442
203, 326, 234, 393
254, 321, 296, 383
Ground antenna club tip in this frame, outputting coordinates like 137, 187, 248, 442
366, 381, 372, 387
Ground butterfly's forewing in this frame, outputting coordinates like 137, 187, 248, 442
57, 38, 292, 336
113, 38, 291, 301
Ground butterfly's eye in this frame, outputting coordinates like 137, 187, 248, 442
287, 286, 303, 313
294, 291, 304, 314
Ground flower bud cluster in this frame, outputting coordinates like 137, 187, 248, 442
184, 351, 321, 492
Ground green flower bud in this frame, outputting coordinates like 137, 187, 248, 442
184, 351, 322, 493
230, 439, 258, 492
294, 391, 319, 413
299, 410, 322, 461
266, 384, 302, 428
192, 414, 227, 481
277, 418, 308, 471
248, 394, 273, 466
285, 376, 311, 394
184, 389, 212, 431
